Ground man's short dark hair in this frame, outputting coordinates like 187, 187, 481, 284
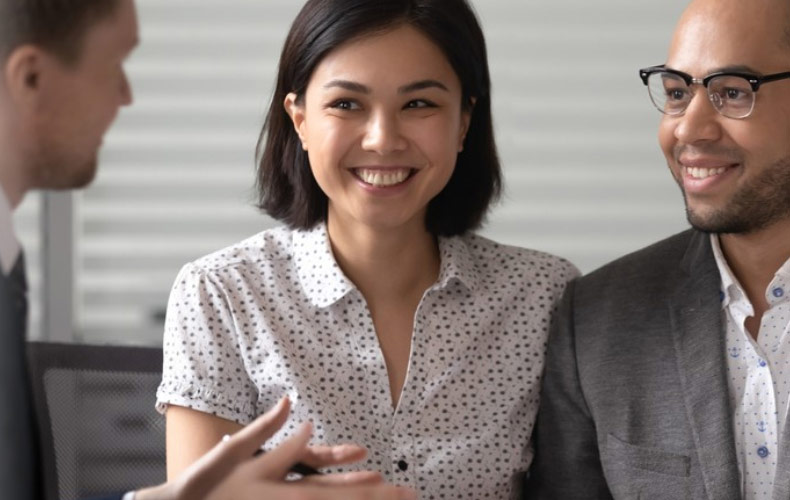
0, 0, 122, 64
256, 0, 502, 237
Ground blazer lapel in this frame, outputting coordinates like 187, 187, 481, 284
774, 435, 790, 499
669, 231, 741, 500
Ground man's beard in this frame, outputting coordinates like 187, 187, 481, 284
681, 156, 790, 235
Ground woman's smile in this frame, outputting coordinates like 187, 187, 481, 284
351, 167, 416, 188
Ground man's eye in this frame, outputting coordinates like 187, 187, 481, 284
723, 88, 749, 100
666, 88, 689, 101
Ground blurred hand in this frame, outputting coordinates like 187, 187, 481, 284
135, 397, 415, 500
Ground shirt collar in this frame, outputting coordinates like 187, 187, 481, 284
0, 184, 20, 276
293, 223, 355, 308
710, 233, 745, 309
771, 251, 790, 305
293, 224, 480, 308
710, 233, 790, 309
436, 235, 479, 293
777, 257, 790, 280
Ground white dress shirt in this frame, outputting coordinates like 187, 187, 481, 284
713, 235, 790, 500
0, 185, 21, 276
156, 223, 578, 498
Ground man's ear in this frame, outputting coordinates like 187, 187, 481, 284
3, 45, 45, 105
284, 92, 307, 150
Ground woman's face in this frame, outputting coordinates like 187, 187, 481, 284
286, 24, 470, 235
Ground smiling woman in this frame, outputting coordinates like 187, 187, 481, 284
155, 0, 579, 497
284, 24, 470, 237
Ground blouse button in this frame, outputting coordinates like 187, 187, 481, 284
773, 287, 785, 298
757, 446, 770, 459
397, 460, 408, 471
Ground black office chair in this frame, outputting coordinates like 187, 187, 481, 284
27, 342, 166, 500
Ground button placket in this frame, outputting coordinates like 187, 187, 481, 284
391, 319, 427, 486
743, 351, 779, 493
343, 292, 399, 484
390, 408, 416, 485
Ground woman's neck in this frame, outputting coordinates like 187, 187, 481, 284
326, 215, 441, 302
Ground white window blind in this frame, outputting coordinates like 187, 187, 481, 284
18, 0, 691, 344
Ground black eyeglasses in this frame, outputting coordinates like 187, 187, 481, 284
639, 65, 790, 119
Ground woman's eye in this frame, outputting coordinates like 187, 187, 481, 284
405, 99, 436, 109
330, 100, 359, 111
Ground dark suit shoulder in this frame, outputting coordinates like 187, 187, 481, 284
81, 493, 126, 500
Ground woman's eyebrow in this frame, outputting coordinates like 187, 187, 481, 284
399, 80, 449, 93
323, 80, 369, 93
321, 79, 449, 93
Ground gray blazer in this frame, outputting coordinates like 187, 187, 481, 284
528, 229, 790, 499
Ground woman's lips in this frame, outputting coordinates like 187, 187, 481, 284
352, 167, 416, 187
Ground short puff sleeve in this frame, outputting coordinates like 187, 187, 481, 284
155, 263, 257, 424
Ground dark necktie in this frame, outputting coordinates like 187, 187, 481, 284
9, 252, 28, 332
0, 252, 39, 500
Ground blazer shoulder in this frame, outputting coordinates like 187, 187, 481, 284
80, 494, 126, 500
575, 229, 702, 302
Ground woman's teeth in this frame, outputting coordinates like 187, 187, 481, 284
355, 168, 411, 187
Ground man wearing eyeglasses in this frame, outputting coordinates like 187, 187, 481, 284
527, 0, 790, 498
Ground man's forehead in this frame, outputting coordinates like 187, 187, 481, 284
82, 0, 139, 54
666, 0, 790, 72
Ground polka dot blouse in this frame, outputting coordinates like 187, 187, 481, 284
156, 223, 578, 498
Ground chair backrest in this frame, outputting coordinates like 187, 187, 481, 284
27, 342, 165, 500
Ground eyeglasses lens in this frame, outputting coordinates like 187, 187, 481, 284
707, 75, 755, 118
647, 72, 755, 118
647, 72, 689, 115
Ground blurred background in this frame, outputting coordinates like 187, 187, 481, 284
15, 0, 690, 345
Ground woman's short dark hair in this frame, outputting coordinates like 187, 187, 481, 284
256, 0, 502, 236
0, 0, 122, 64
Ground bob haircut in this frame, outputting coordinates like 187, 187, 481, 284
256, 0, 502, 236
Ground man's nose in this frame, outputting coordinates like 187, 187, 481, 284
672, 88, 722, 144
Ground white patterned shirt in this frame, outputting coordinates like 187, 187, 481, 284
713, 235, 790, 500
156, 223, 578, 499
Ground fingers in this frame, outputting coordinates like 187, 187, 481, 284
261, 483, 417, 500
300, 470, 383, 486
251, 421, 314, 480
309, 484, 417, 500
172, 398, 292, 499
301, 443, 367, 468
219, 397, 291, 460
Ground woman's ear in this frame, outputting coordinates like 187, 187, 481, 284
458, 97, 476, 152
284, 92, 308, 151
